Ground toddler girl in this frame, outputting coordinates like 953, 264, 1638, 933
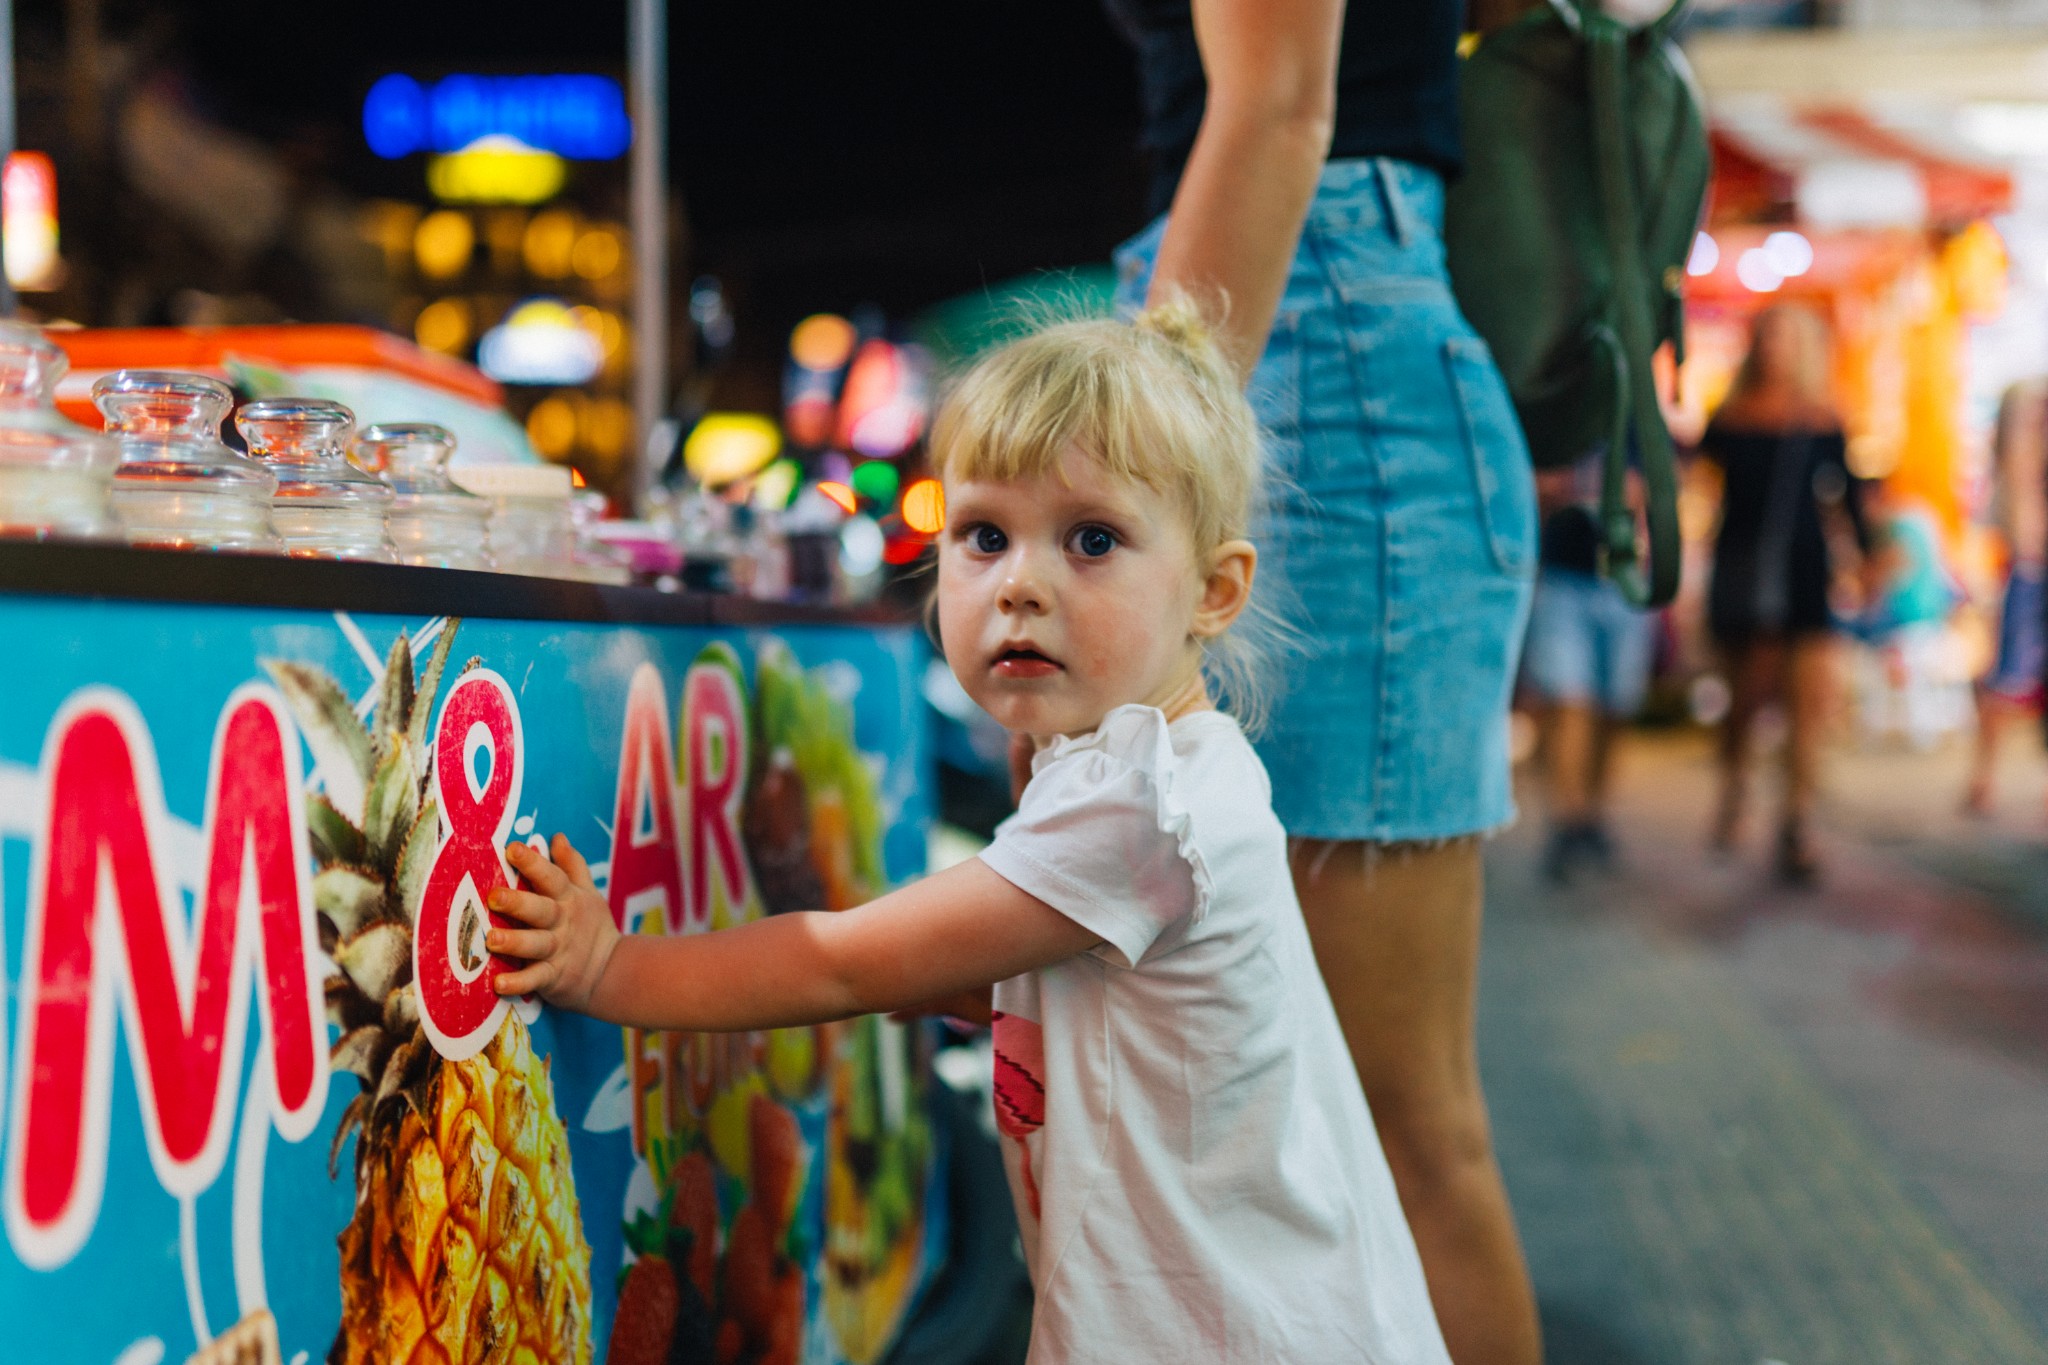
490, 305, 1452, 1363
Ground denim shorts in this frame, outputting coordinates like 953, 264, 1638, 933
1522, 567, 1655, 716
1984, 563, 2046, 705
1115, 158, 1537, 842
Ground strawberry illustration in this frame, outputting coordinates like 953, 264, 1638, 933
607, 1256, 679, 1365
749, 1094, 803, 1232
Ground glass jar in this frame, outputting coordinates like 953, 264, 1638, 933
354, 422, 493, 570
98, 370, 281, 552
449, 463, 576, 578
236, 398, 396, 563
0, 323, 119, 540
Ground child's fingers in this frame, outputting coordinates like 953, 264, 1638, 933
488, 886, 560, 928
504, 841, 570, 895
552, 833, 597, 891
494, 960, 555, 997
485, 926, 554, 962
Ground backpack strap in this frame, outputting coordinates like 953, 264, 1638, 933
1586, 15, 1682, 608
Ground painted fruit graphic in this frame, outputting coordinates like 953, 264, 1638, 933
264, 620, 595, 1365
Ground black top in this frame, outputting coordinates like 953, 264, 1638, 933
1539, 504, 1602, 576
1700, 423, 1870, 643
1107, 0, 1465, 218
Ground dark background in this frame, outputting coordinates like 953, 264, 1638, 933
8, 0, 1147, 405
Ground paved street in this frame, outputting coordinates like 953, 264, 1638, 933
1485, 729, 2048, 1364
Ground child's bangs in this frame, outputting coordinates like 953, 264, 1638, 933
931, 331, 1183, 495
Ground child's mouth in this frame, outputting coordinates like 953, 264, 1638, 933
993, 647, 1061, 679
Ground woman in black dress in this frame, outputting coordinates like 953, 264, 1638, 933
1701, 304, 1869, 883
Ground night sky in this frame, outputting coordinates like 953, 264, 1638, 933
12, 0, 1150, 374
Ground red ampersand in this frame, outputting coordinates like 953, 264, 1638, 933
415, 668, 524, 1060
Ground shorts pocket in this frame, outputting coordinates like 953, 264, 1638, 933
1444, 336, 1536, 577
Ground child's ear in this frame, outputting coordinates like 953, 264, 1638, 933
1193, 539, 1256, 639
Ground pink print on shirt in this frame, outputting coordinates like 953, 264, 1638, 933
992, 1009, 1047, 1221
991, 1010, 1046, 1137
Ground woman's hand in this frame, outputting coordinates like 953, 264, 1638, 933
488, 834, 621, 1012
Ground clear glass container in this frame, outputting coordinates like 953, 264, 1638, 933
569, 489, 633, 585
97, 370, 281, 552
0, 323, 119, 540
236, 397, 396, 563
354, 422, 493, 570
449, 463, 577, 577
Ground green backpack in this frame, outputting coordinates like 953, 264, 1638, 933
1444, 0, 1709, 608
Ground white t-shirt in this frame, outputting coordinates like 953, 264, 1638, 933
977, 705, 1452, 1365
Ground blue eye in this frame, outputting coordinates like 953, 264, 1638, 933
1072, 525, 1117, 558
971, 524, 1007, 554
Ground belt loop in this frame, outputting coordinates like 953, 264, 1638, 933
1375, 157, 1417, 248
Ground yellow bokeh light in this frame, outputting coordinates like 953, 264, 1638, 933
901, 478, 945, 534
427, 138, 567, 206
526, 395, 579, 459
413, 297, 473, 354
523, 209, 579, 279
568, 304, 624, 356
790, 313, 856, 372
414, 210, 475, 280
684, 413, 781, 487
360, 201, 421, 273
581, 396, 634, 463
571, 226, 625, 281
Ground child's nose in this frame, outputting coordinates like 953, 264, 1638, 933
998, 557, 1048, 613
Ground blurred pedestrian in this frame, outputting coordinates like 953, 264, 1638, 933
1522, 469, 1655, 883
1107, 2, 1540, 1360
1965, 380, 2048, 815
1701, 304, 1870, 885
1852, 492, 1964, 751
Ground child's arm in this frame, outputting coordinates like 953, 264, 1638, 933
488, 835, 1095, 1033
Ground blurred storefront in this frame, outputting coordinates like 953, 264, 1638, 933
1663, 21, 2048, 738
351, 72, 642, 494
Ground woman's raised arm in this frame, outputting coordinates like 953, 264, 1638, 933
1146, 0, 1343, 380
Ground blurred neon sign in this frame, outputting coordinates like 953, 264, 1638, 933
364, 73, 631, 160
478, 298, 605, 386
3, 152, 59, 290
427, 135, 568, 205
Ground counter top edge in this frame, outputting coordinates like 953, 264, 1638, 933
0, 542, 917, 630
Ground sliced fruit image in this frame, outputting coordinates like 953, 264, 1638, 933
613, 638, 928, 1365
263, 620, 595, 1365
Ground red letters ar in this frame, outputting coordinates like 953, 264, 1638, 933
3, 684, 326, 1270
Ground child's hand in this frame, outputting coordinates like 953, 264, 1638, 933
488, 834, 620, 1013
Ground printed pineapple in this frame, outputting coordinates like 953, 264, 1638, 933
263, 620, 594, 1365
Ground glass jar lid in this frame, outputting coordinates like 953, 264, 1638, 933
354, 422, 486, 506
95, 370, 277, 500
0, 322, 116, 479
235, 397, 393, 512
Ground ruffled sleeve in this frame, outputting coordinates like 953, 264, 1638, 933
977, 705, 1213, 968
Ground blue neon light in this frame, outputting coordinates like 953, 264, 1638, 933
363, 74, 632, 160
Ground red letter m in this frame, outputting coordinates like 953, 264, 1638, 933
3, 684, 327, 1270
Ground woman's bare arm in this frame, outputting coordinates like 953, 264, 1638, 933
1146, 0, 1342, 379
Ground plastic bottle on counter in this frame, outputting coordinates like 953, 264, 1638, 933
449, 463, 577, 577
96, 370, 281, 552
0, 323, 119, 540
236, 398, 396, 563
353, 422, 493, 570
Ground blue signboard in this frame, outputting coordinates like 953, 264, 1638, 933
364, 74, 633, 160
0, 593, 940, 1365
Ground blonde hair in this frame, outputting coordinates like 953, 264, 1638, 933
928, 297, 1288, 730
